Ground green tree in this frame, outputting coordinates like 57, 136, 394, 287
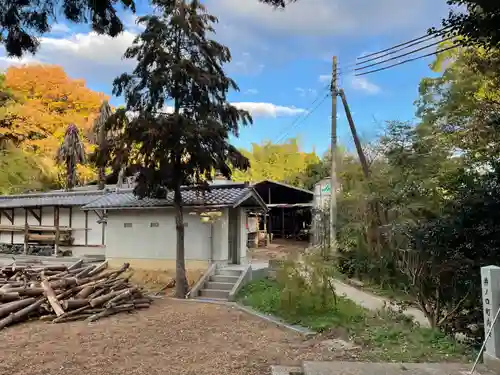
231, 138, 319, 187
107, 0, 251, 298
439, 1, 500, 48
56, 124, 86, 190
0, 142, 49, 194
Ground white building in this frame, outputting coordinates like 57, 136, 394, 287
0, 183, 267, 271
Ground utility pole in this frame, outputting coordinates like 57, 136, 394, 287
339, 89, 370, 178
330, 56, 338, 252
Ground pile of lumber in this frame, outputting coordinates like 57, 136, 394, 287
0, 260, 152, 330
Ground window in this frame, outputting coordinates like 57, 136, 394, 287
124, 223, 132, 228
150, 222, 159, 227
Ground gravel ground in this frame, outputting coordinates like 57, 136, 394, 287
0, 298, 354, 375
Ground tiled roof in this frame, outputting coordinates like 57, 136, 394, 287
0, 190, 109, 209
83, 185, 261, 210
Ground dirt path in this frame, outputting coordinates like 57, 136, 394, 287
0, 298, 353, 375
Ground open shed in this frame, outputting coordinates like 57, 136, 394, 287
251, 180, 313, 242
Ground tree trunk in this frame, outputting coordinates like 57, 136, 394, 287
174, 184, 188, 298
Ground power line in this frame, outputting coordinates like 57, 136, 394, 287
357, 26, 453, 61
274, 90, 330, 144
355, 35, 455, 67
355, 43, 460, 77
355, 36, 456, 72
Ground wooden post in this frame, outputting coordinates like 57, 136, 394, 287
23, 209, 28, 255
84, 211, 88, 245
54, 206, 60, 257
10, 209, 14, 245
281, 207, 285, 239
268, 188, 272, 243
69, 207, 73, 228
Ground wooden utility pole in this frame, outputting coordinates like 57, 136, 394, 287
330, 56, 338, 251
339, 89, 370, 178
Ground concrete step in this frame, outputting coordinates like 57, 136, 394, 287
216, 269, 242, 277
200, 288, 230, 299
210, 275, 240, 283
271, 366, 303, 375
205, 281, 234, 290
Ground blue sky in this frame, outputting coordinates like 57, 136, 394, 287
0, 0, 450, 155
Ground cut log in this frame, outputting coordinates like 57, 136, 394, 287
68, 259, 83, 271
75, 285, 94, 299
62, 299, 89, 310
0, 298, 45, 330
105, 288, 137, 308
89, 290, 123, 308
75, 265, 94, 279
6, 287, 44, 296
41, 280, 65, 317
0, 298, 36, 318
54, 313, 93, 323
0, 291, 20, 302
87, 261, 108, 277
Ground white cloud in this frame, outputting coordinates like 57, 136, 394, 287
295, 87, 317, 97
232, 102, 306, 117
208, 0, 447, 37
0, 31, 137, 85
128, 103, 304, 119
350, 76, 381, 94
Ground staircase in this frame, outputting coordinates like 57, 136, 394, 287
195, 267, 242, 300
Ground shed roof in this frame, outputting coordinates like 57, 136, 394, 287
82, 184, 266, 210
252, 180, 313, 205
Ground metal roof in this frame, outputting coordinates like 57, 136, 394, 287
0, 190, 110, 209
82, 184, 266, 210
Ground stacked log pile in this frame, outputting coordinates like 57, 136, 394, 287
0, 260, 152, 330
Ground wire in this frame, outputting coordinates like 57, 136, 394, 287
356, 35, 455, 67
355, 36, 456, 72
355, 43, 460, 77
274, 90, 330, 144
357, 26, 453, 61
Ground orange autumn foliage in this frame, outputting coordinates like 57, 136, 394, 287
0, 64, 109, 186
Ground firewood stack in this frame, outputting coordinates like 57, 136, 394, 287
0, 260, 152, 330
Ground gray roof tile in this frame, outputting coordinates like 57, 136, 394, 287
0, 191, 107, 209
83, 185, 258, 210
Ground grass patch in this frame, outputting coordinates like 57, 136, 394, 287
237, 278, 474, 363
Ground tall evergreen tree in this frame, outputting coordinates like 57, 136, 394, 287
108, 0, 252, 297
93, 100, 113, 190
56, 124, 86, 190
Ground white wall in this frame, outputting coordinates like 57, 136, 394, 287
105, 208, 212, 261
211, 208, 228, 262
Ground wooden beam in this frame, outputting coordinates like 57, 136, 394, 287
84, 211, 88, 246
27, 208, 42, 225
1, 209, 13, 224
24, 209, 28, 254
93, 210, 103, 221
54, 207, 60, 257
101, 210, 106, 245
69, 207, 72, 228
10, 209, 14, 245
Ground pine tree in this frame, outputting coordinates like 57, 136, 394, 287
108, 0, 252, 298
56, 124, 86, 190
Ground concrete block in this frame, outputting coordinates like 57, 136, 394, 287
216, 269, 242, 277
210, 275, 240, 283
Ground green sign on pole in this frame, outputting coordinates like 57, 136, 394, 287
321, 184, 331, 193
